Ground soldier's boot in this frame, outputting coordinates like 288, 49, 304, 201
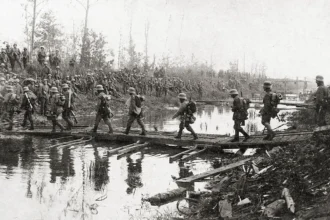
268, 131, 276, 141
90, 125, 98, 133
230, 131, 240, 142
51, 122, 56, 133
107, 123, 113, 134
139, 123, 146, 136
174, 128, 183, 139
56, 122, 64, 132
240, 130, 250, 142
29, 122, 34, 130
124, 126, 131, 135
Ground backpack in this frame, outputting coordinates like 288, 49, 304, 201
186, 100, 197, 114
238, 98, 250, 120
270, 93, 283, 118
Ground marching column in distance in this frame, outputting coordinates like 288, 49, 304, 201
229, 89, 250, 142
314, 75, 328, 126
21, 87, 37, 130
172, 93, 198, 140
49, 87, 65, 133
91, 85, 113, 134
124, 87, 146, 135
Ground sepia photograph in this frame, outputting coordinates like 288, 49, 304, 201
0, 0, 329, 219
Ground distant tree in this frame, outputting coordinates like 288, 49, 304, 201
34, 10, 64, 51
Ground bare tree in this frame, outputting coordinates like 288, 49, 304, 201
144, 19, 150, 71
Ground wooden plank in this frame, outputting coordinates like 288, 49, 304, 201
314, 125, 330, 133
107, 142, 137, 155
176, 158, 252, 183
169, 146, 197, 162
117, 143, 149, 154
181, 148, 207, 161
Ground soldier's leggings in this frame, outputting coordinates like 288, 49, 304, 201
316, 105, 327, 126
94, 113, 113, 132
40, 97, 48, 115
179, 121, 196, 135
126, 114, 145, 131
23, 110, 33, 127
62, 109, 74, 128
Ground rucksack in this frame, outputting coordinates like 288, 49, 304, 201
238, 98, 250, 120
186, 100, 197, 114
270, 93, 283, 118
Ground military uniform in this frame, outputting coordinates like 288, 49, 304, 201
230, 89, 250, 142
38, 47, 47, 65
91, 85, 113, 133
62, 84, 75, 130
22, 49, 29, 69
260, 81, 276, 140
172, 93, 198, 140
21, 87, 37, 130
39, 80, 49, 116
48, 87, 65, 132
314, 75, 328, 126
11, 45, 22, 70
1, 86, 20, 130
124, 87, 146, 135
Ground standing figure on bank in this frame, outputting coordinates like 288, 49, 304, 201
172, 93, 198, 140
48, 87, 65, 132
22, 48, 29, 69
62, 84, 75, 131
260, 81, 277, 141
314, 75, 328, 126
229, 89, 250, 142
124, 87, 146, 135
37, 46, 47, 65
1, 86, 20, 130
21, 87, 37, 130
91, 85, 113, 134
40, 79, 49, 116
11, 43, 22, 70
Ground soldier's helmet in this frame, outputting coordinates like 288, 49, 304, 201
40, 46, 44, 49
96, 85, 104, 91
66, 81, 71, 84
6, 86, 13, 91
316, 75, 324, 82
62, 84, 69, 89
43, 78, 48, 81
0, 63, 5, 67
14, 78, 19, 83
0, 77, 5, 81
178, 93, 187, 100
229, 89, 239, 95
24, 47, 27, 50
127, 87, 136, 93
137, 95, 145, 101
23, 87, 29, 92
50, 87, 58, 93
263, 81, 272, 89
56, 66, 60, 69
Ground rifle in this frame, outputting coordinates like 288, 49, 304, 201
70, 110, 78, 124
25, 92, 33, 110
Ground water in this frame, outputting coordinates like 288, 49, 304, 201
0, 105, 295, 220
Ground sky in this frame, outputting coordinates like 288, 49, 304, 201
1, 0, 330, 82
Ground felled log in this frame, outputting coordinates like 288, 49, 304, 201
282, 188, 295, 213
263, 199, 286, 217
207, 176, 232, 192
143, 187, 187, 206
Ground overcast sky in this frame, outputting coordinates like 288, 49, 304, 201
1, 0, 330, 82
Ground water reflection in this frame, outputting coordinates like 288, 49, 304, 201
91, 146, 109, 191
49, 147, 75, 183
126, 153, 144, 194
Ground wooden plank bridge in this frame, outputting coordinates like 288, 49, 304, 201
0, 126, 314, 150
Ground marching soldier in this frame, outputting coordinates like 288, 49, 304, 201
172, 93, 198, 140
48, 87, 65, 132
1, 86, 20, 130
91, 85, 113, 133
124, 87, 146, 135
62, 83, 75, 131
21, 87, 37, 130
314, 75, 328, 126
260, 81, 276, 141
229, 89, 250, 142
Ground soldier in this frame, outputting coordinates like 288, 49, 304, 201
314, 75, 328, 126
40, 62, 51, 78
39, 79, 49, 116
37, 46, 46, 65
124, 87, 146, 135
1, 86, 20, 130
21, 87, 37, 130
172, 93, 198, 140
260, 81, 276, 141
229, 89, 250, 142
0, 49, 9, 70
62, 84, 75, 131
22, 48, 29, 69
5, 44, 13, 70
0, 77, 6, 96
52, 49, 61, 69
54, 66, 62, 80
91, 85, 113, 133
11, 43, 22, 70
48, 87, 65, 132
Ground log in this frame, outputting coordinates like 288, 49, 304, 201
107, 142, 137, 155
282, 188, 295, 213
181, 147, 207, 161
210, 176, 232, 192
143, 187, 187, 206
263, 199, 286, 217
176, 158, 252, 183
117, 143, 149, 159
169, 146, 197, 162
